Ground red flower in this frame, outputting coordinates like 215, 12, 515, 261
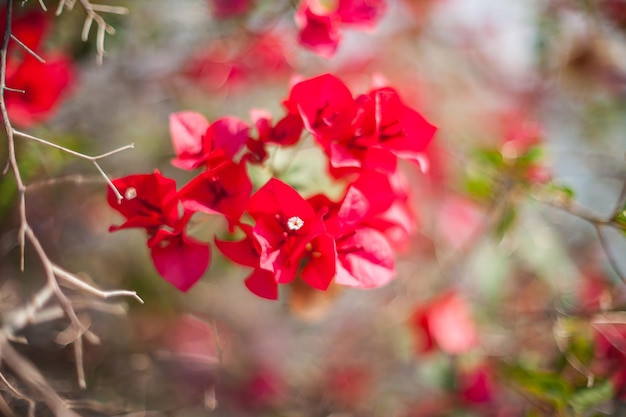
208, 0, 252, 18
295, 0, 386, 57
107, 171, 210, 292
336, 0, 387, 26
178, 160, 252, 223
5, 54, 74, 127
247, 178, 336, 290
295, 4, 342, 58
148, 226, 211, 292
311, 172, 396, 289
107, 171, 180, 232
170, 112, 249, 170
409, 292, 478, 355
184, 32, 292, 91
215, 224, 279, 300
1, 9, 74, 127
285, 74, 436, 175
244, 109, 303, 164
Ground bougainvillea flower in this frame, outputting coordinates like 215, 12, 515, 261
184, 32, 292, 92
107, 171, 180, 231
108, 171, 210, 291
409, 291, 478, 355
247, 178, 336, 290
285, 74, 436, 175
215, 224, 279, 299
252, 109, 303, 146
295, 3, 342, 58
6, 7, 48, 52
354, 170, 417, 250
295, 0, 387, 57
336, 0, 387, 26
178, 160, 252, 223
458, 363, 495, 404
148, 227, 211, 292
208, 0, 252, 18
0, 8, 75, 127
321, 182, 396, 288
284, 73, 356, 142
170, 112, 250, 170
354, 87, 437, 165
244, 109, 304, 164
592, 320, 626, 398
5, 54, 74, 128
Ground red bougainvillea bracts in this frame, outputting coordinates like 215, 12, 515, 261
107, 171, 211, 291
284, 73, 437, 176
2, 8, 74, 127
107, 73, 437, 299
295, 0, 387, 57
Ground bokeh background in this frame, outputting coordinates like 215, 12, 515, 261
2, 0, 626, 415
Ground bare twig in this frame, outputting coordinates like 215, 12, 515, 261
56, 0, 129, 64
13, 129, 134, 201
0, 0, 139, 411
0, 335, 81, 417
595, 225, 626, 285
10, 34, 45, 63
0, 370, 36, 417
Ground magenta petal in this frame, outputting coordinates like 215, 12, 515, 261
170, 111, 210, 169
335, 228, 395, 288
215, 228, 259, 268
179, 161, 252, 221
295, 6, 341, 58
207, 117, 250, 160
245, 269, 279, 300
301, 234, 336, 291
150, 234, 210, 292
247, 178, 315, 222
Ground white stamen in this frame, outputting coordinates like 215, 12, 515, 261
287, 216, 304, 231
125, 187, 137, 200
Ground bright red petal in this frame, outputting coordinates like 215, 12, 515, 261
301, 234, 336, 291
150, 232, 211, 292
336, 0, 387, 26
335, 227, 395, 288
244, 269, 279, 300
206, 116, 250, 163
179, 161, 252, 221
170, 111, 210, 170
295, 6, 341, 58
6, 55, 74, 127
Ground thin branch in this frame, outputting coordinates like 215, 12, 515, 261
611, 179, 626, 217
3, 87, 24, 93
0, 369, 36, 417
552, 317, 595, 387
56, 0, 129, 64
0, 335, 81, 417
9, 34, 45, 63
13, 130, 134, 160
53, 265, 144, 304
13, 129, 133, 201
595, 225, 626, 285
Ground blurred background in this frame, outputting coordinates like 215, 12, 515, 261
2, 0, 626, 415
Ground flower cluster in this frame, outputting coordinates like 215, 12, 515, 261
108, 73, 436, 298
206, 0, 387, 58
295, 0, 387, 57
2, 8, 74, 127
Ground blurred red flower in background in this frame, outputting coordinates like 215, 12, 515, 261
2, 8, 74, 127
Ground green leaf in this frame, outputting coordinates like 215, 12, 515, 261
569, 380, 613, 415
495, 207, 517, 238
472, 148, 505, 168
503, 363, 571, 410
